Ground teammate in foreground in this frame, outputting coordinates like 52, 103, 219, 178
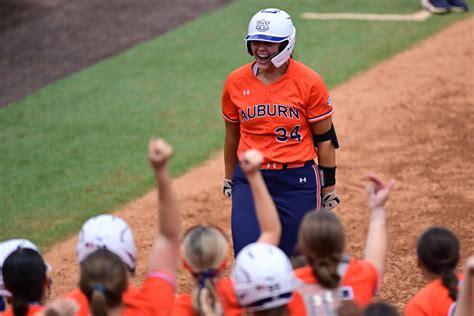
64, 214, 139, 316
405, 227, 462, 316
364, 302, 400, 316
1, 239, 39, 312
222, 8, 340, 257
74, 138, 180, 315
173, 149, 296, 316
0, 241, 50, 316
289, 175, 395, 314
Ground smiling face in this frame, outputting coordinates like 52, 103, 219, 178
250, 40, 281, 72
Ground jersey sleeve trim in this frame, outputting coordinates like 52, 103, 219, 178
307, 108, 334, 122
146, 270, 176, 290
221, 111, 240, 123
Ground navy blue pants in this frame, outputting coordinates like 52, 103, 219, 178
231, 162, 321, 257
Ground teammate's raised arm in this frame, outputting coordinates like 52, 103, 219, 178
148, 138, 180, 278
239, 149, 281, 246
454, 256, 474, 316
364, 174, 395, 275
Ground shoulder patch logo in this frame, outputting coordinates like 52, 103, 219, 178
327, 96, 333, 106
256, 19, 270, 32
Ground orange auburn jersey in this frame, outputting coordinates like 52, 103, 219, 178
0, 304, 43, 316
66, 270, 175, 316
405, 274, 462, 316
65, 285, 141, 316
121, 272, 175, 316
172, 277, 243, 316
222, 59, 333, 164
288, 257, 380, 315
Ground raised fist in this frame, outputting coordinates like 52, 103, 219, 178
148, 138, 173, 170
240, 149, 263, 175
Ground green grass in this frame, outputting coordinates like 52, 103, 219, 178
0, 0, 471, 249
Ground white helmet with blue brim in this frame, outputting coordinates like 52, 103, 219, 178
245, 8, 296, 68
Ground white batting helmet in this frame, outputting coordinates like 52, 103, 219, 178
77, 215, 137, 272
0, 239, 47, 297
245, 8, 296, 68
231, 243, 296, 311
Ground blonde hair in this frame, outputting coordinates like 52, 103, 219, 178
297, 211, 345, 289
182, 225, 228, 316
79, 249, 127, 316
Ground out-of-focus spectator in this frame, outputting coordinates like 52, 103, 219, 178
421, 0, 469, 14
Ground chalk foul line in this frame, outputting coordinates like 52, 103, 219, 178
301, 10, 432, 22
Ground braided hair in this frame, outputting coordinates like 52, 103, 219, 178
417, 227, 460, 301
182, 225, 228, 316
297, 211, 345, 289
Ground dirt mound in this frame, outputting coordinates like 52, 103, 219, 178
44, 16, 474, 310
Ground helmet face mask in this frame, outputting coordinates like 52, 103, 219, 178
245, 8, 296, 68
231, 243, 296, 311
76, 215, 137, 272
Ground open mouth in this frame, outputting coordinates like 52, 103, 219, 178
256, 54, 271, 64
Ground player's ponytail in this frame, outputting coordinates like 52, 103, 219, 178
79, 249, 127, 316
417, 227, 460, 301
90, 287, 108, 316
2, 248, 47, 316
193, 278, 221, 316
11, 297, 28, 316
298, 210, 345, 289
182, 225, 228, 316
440, 268, 458, 301
310, 255, 342, 289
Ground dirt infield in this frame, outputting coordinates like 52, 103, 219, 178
43, 16, 473, 309
0, 0, 233, 107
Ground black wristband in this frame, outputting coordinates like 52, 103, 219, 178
318, 165, 336, 188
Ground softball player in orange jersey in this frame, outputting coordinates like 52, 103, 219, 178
223, 8, 340, 257
405, 227, 462, 316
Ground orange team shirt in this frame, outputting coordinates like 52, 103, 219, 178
65, 270, 174, 316
405, 274, 463, 316
172, 277, 243, 316
65, 285, 141, 316
121, 271, 176, 316
221, 59, 333, 164
289, 258, 379, 315
1, 304, 42, 316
